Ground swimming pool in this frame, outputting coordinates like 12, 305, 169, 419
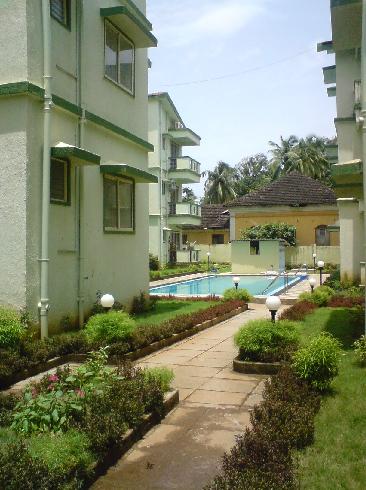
149, 274, 304, 297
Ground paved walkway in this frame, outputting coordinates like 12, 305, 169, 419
93, 304, 279, 490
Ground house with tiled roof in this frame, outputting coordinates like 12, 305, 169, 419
182, 204, 230, 246
228, 172, 340, 247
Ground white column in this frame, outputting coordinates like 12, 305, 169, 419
337, 198, 363, 282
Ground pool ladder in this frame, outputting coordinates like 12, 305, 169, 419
261, 269, 303, 296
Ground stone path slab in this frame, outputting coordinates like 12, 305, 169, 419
92, 304, 275, 490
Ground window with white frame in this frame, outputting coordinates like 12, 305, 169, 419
105, 21, 135, 94
50, 158, 70, 205
104, 175, 134, 232
50, 0, 70, 27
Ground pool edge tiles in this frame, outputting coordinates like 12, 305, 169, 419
149, 274, 305, 298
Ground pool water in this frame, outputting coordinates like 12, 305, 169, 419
149, 274, 304, 297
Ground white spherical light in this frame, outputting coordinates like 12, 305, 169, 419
309, 277, 317, 287
233, 276, 240, 285
100, 294, 115, 309
206, 252, 211, 257
317, 260, 325, 269
265, 296, 282, 312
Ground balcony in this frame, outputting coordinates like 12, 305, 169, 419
323, 65, 336, 85
165, 126, 201, 146
168, 156, 201, 184
168, 202, 202, 227
325, 144, 338, 164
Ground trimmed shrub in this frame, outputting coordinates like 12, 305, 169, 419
353, 335, 366, 365
84, 311, 136, 344
143, 367, 174, 393
130, 291, 157, 315
327, 295, 364, 308
234, 319, 299, 362
0, 307, 25, 348
149, 254, 160, 271
299, 285, 335, 307
223, 288, 252, 303
292, 333, 342, 391
279, 300, 317, 321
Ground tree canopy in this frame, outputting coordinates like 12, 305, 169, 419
203, 161, 237, 204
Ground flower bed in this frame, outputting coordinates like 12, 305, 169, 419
0, 300, 247, 389
0, 348, 178, 489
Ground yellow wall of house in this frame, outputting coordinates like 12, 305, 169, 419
185, 229, 230, 245
234, 211, 340, 246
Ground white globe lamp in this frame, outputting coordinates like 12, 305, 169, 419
233, 276, 240, 290
101, 293, 115, 311
265, 296, 282, 322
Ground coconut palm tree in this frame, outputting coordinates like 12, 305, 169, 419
203, 161, 237, 204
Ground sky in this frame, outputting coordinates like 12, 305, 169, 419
147, 0, 336, 197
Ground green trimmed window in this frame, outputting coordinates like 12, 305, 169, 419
50, 0, 70, 28
105, 21, 135, 94
50, 158, 70, 205
104, 175, 134, 232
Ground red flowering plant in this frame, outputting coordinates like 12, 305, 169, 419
11, 347, 119, 435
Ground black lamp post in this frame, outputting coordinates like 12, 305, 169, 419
233, 276, 240, 290
317, 260, 325, 286
206, 252, 211, 273
312, 253, 317, 271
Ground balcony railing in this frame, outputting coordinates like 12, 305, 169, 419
169, 202, 201, 217
169, 157, 201, 174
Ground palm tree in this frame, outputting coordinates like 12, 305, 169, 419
269, 134, 331, 182
203, 161, 237, 204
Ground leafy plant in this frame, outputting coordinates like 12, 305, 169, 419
131, 291, 157, 315
84, 311, 136, 344
234, 319, 299, 362
143, 367, 174, 393
292, 333, 342, 391
240, 222, 296, 246
279, 300, 317, 321
299, 285, 335, 307
149, 254, 160, 271
0, 307, 25, 348
353, 335, 366, 366
223, 288, 252, 303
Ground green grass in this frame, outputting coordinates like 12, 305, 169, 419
150, 263, 231, 280
296, 307, 366, 488
134, 300, 216, 325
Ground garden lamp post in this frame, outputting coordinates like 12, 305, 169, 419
309, 277, 317, 293
206, 252, 211, 273
317, 260, 325, 286
233, 276, 240, 290
265, 296, 282, 323
101, 293, 115, 312
312, 253, 317, 271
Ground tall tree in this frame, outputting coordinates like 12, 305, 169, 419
269, 134, 331, 183
182, 187, 197, 203
234, 153, 272, 196
203, 161, 237, 204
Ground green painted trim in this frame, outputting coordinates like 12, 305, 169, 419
51, 146, 101, 165
168, 168, 200, 176
149, 92, 184, 126
104, 230, 136, 235
334, 182, 363, 188
326, 144, 339, 149
100, 7, 157, 48
100, 164, 158, 183
317, 40, 334, 53
52, 94, 82, 116
50, 158, 71, 206
123, 0, 152, 30
323, 65, 336, 71
86, 111, 154, 151
334, 116, 355, 122
327, 86, 337, 97
0, 82, 153, 152
331, 0, 361, 8
332, 161, 363, 176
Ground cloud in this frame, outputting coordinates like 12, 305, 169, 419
149, 0, 267, 48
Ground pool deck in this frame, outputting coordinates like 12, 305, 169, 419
150, 272, 325, 304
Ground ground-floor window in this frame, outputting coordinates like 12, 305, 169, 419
50, 157, 70, 205
250, 240, 260, 255
315, 225, 330, 246
103, 175, 134, 232
212, 234, 224, 245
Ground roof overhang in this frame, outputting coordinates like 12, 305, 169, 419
51, 143, 101, 166
331, 0, 361, 51
100, 6, 157, 48
317, 40, 335, 54
100, 163, 158, 183
332, 159, 363, 177
165, 128, 201, 146
323, 65, 336, 84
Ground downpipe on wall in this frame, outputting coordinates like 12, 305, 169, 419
362, 0, 366, 333
39, 0, 52, 339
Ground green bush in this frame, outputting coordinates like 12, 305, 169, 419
130, 291, 157, 315
353, 335, 366, 365
240, 222, 296, 246
84, 311, 136, 344
299, 285, 335, 307
143, 367, 174, 393
223, 288, 252, 303
149, 254, 160, 271
0, 307, 25, 348
292, 333, 342, 391
234, 319, 299, 362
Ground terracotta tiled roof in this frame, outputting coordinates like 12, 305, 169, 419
181, 204, 230, 230
228, 172, 337, 207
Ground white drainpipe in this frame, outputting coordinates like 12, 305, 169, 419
39, 0, 52, 338
361, 0, 366, 332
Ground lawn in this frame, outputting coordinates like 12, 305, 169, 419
134, 300, 216, 325
296, 307, 366, 489
150, 263, 231, 280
